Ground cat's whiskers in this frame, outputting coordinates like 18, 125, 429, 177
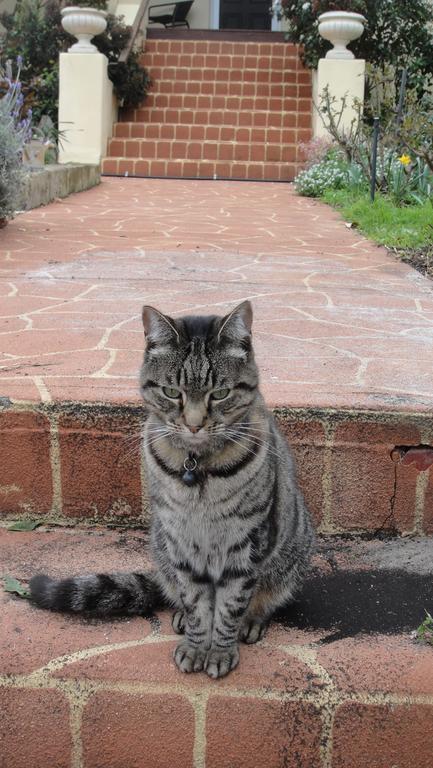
232, 425, 271, 435
143, 430, 171, 445
231, 433, 276, 450
224, 429, 283, 460
122, 431, 144, 447
224, 434, 263, 459
120, 434, 143, 460
121, 428, 173, 462
224, 431, 284, 463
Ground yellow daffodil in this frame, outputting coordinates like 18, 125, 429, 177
398, 154, 411, 166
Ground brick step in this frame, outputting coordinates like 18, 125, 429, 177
2, 526, 433, 767
0, 370, 433, 528
113, 122, 303, 144
1, 402, 433, 530
101, 157, 297, 181
107, 137, 298, 163
140, 91, 310, 112
143, 51, 300, 70
143, 65, 301, 85
123, 107, 310, 129
137, 79, 311, 98
144, 39, 299, 56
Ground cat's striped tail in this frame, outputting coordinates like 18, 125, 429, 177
29, 572, 165, 616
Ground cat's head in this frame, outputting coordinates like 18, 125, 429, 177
140, 301, 259, 450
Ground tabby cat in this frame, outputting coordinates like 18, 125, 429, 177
30, 301, 314, 679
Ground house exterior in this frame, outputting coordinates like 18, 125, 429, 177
115, 0, 286, 31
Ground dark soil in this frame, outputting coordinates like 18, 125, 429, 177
391, 244, 433, 280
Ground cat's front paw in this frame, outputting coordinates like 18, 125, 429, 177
174, 641, 207, 673
205, 645, 239, 679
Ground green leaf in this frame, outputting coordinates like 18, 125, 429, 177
415, 611, 433, 646
7, 519, 42, 531
3, 575, 30, 598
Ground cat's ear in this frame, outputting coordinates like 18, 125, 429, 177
142, 306, 180, 351
217, 301, 252, 357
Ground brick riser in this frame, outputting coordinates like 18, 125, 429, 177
1, 404, 432, 535
102, 38, 312, 181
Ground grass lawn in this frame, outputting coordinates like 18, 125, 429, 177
322, 190, 433, 278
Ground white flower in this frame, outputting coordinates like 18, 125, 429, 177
302, 2, 311, 9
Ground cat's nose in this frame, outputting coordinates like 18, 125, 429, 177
186, 424, 201, 433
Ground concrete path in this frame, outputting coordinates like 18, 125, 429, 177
1, 177, 432, 411
1, 178, 432, 533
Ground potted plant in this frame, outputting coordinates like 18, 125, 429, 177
22, 116, 59, 167
315, 1, 367, 59
61, 0, 108, 53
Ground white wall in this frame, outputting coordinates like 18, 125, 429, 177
0, 0, 16, 33
58, 52, 117, 165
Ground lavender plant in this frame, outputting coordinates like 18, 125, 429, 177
0, 59, 32, 222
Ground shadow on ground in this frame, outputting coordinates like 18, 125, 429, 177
276, 569, 433, 643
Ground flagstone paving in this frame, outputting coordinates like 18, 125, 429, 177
1, 177, 432, 411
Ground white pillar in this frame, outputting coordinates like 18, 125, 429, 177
58, 52, 117, 165
312, 58, 365, 139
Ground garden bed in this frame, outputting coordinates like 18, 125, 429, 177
394, 245, 433, 280
322, 189, 433, 280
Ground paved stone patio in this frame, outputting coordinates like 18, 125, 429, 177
1, 179, 432, 767
1, 177, 432, 410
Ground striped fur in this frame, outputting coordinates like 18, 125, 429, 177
30, 301, 314, 679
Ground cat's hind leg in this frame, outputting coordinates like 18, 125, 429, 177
239, 589, 273, 644
172, 610, 186, 634
239, 584, 296, 644
240, 615, 268, 644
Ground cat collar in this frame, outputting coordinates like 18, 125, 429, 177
182, 453, 199, 486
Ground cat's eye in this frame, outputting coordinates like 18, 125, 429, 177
162, 386, 181, 399
211, 388, 230, 400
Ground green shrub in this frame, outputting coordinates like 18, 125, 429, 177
398, 85, 433, 175
294, 156, 348, 196
95, 15, 152, 108
314, 76, 433, 204
0, 0, 151, 124
277, 0, 433, 80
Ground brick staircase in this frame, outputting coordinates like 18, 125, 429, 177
102, 31, 312, 180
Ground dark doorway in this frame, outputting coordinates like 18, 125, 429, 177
219, 0, 271, 30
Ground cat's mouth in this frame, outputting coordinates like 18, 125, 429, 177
168, 424, 226, 451
181, 429, 210, 445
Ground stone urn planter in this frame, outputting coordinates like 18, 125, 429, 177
318, 11, 367, 59
61, 6, 107, 53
